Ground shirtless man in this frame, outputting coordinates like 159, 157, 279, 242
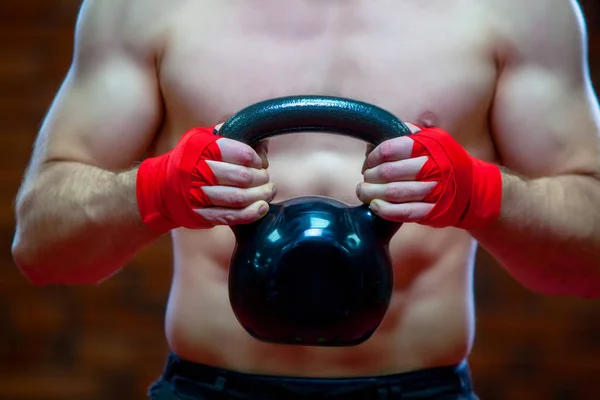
12, 0, 600, 399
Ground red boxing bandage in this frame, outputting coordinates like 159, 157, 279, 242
136, 127, 222, 233
410, 127, 502, 229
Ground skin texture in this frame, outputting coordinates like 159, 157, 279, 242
12, 0, 600, 378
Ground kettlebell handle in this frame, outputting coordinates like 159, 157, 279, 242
217, 96, 411, 145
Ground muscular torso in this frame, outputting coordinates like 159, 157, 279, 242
144, 0, 501, 377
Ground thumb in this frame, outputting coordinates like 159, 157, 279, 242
406, 122, 423, 134
253, 140, 270, 169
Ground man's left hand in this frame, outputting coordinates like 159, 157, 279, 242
357, 124, 503, 229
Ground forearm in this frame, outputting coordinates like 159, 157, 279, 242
12, 162, 160, 285
472, 171, 600, 297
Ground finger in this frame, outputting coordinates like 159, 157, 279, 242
216, 138, 264, 169
364, 124, 420, 158
363, 156, 428, 183
206, 160, 270, 188
363, 124, 420, 172
369, 200, 434, 223
365, 137, 416, 170
362, 144, 376, 173
194, 201, 270, 226
214, 122, 268, 168
253, 140, 270, 169
356, 181, 438, 204
202, 183, 277, 208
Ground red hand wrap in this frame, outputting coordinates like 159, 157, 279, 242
410, 127, 502, 229
136, 127, 222, 233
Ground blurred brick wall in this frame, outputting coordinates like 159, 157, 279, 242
0, 1, 599, 399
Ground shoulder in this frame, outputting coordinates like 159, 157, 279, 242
74, 0, 172, 62
487, 0, 587, 67
488, 0, 584, 30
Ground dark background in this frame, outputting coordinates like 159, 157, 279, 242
1, 1, 599, 399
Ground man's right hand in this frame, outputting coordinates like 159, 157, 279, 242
136, 126, 276, 233
198, 136, 275, 226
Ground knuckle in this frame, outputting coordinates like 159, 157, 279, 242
238, 146, 256, 165
405, 209, 417, 220
385, 185, 402, 199
405, 187, 418, 199
379, 140, 395, 160
404, 205, 425, 221
235, 167, 253, 186
391, 208, 411, 221
227, 191, 247, 207
196, 210, 221, 226
213, 212, 237, 225
380, 164, 395, 180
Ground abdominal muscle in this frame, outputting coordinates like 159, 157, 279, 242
163, 133, 478, 378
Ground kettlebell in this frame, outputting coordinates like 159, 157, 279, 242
218, 96, 411, 347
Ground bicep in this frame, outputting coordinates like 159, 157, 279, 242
490, 0, 600, 178
28, 0, 162, 177
492, 67, 599, 177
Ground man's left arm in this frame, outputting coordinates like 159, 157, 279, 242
359, 1, 600, 298
472, 1, 600, 298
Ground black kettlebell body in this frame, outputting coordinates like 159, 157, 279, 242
218, 96, 411, 347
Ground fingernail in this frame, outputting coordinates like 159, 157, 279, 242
355, 183, 363, 199
214, 123, 224, 132
259, 204, 269, 217
370, 201, 380, 213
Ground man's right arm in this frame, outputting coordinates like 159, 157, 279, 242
12, 0, 164, 285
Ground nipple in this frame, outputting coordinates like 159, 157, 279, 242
415, 110, 439, 128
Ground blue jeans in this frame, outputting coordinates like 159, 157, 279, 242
148, 353, 479, 400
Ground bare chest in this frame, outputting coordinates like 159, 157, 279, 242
158, 1, 497, 127
156, 0, 499, 200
